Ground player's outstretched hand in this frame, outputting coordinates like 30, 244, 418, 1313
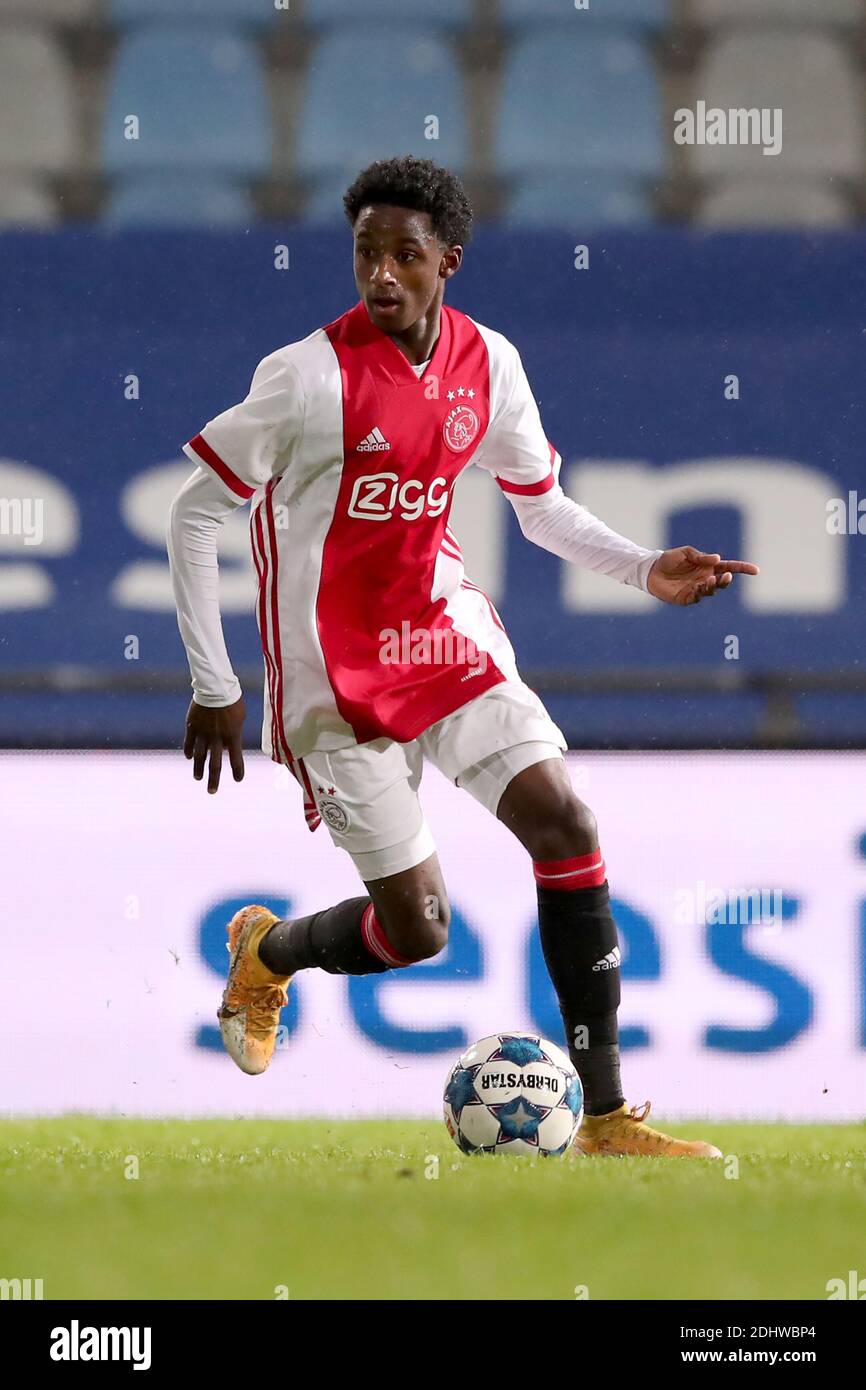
646, 547, 759, 606
183, 696, 246, 794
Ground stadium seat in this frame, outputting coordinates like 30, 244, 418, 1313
691, 32, 862, 178
304, 0, 472, 29
503, 173, 652, 227
101, 28, 271, 175
296, 27, 467, 176
495, 34, 664, 177
698, 178, 850, 228
0, 176, 57, 226
498, 0, 670, 31
104, 174, 254, 227
0, 0, 96, 19
108, 0, 279, 28
301, 172, 357, 224
691, 0, 859, 26
0, 30, 77, 173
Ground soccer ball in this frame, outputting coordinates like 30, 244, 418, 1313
443, 1032, 583, 1157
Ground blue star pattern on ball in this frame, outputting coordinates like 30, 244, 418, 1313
493, 1035, 547, 1067
444, 1064, 480, 1121
561, 1075, 584, 1115
491, 1095, 550, 1145
444, 1034, 582, 1158
544, 1135, 575, 1158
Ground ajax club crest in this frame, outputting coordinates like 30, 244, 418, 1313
443, 403, 480, 453
319, 798, 349, 833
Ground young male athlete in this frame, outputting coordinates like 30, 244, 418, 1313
168, 157, 758, 1158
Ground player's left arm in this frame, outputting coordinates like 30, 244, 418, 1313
474, 342, 758, 605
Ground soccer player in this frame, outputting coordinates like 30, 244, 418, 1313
168, 157, 758, 1158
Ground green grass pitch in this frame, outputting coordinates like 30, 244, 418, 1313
1, 1117, 864, 1300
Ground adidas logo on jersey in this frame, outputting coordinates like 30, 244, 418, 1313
356, 427, 390, 453
592, 947, 621, 972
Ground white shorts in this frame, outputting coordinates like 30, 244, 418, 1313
294, 680, 568, 880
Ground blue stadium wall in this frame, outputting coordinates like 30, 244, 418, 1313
1, 227, 865, 747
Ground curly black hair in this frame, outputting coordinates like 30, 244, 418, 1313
343, 156, 473, 246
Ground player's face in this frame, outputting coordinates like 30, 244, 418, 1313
353, 205, 460, 335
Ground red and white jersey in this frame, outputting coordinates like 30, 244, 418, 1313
183, 302, 564, 763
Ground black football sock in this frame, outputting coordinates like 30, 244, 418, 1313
534, 850, 625, 1117
258, 896, 417, 976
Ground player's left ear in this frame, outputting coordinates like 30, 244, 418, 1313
440, 246, 463, 279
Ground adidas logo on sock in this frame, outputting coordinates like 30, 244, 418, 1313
592, 947, 621, 972
356, 427, 390, 452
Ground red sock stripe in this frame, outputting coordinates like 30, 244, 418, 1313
533, 849, 606, 890
296, 757, 322, 833
360, 903, 416, 969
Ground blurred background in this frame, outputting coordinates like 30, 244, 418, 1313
1, 1, 865, 1123
1, 0, 865, 748
2, 0, 866, 229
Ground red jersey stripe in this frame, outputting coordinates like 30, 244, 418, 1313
495, 471, 555, 497
263, 483, 292, 764
187, 432, 255, 501
250, 502, 280, 765
263, 481, 321, 830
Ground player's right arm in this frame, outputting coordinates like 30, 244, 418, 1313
167, 465, 246, 793
167, 350, 303, 792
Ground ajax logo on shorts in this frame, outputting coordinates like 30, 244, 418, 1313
318, 798, 350, 833
348, 472, 449, 522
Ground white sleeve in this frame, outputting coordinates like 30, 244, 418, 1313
473, 339, 559, 497
182, 349, 303, 503
166, 464, 244, 707
508, 487, 663, 591
475, 339, 662, 591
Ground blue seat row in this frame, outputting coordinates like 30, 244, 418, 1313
105, 0, 669, 31
101, 27, 664, 179
102, 31, 271, 176
104, 172, 655, 227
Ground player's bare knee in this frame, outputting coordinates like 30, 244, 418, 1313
527, 795, 598, 862
385, 897, 450, 961
411, 916, 449, 960
414, 892, 450, 958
